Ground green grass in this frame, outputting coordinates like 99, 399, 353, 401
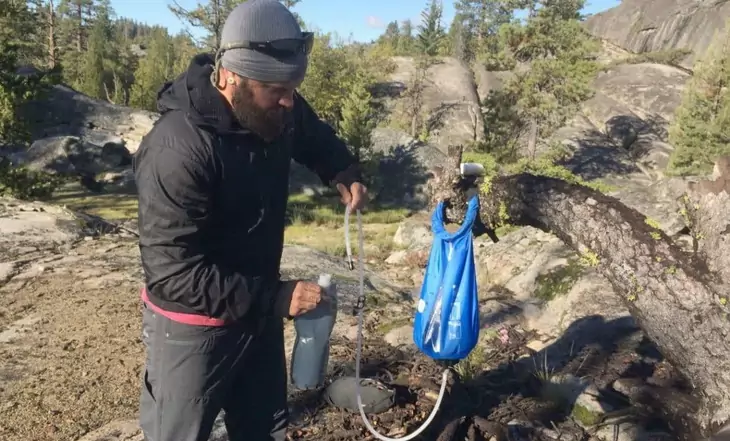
46, 184, 410, 258
48, 182, 138, 220
285, 191, 409, 257
286, 192, 409, 226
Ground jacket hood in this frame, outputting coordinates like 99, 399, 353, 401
156, 53, 248, 135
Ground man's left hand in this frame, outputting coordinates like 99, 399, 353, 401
336, 182, 368, 211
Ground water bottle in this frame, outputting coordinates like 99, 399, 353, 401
290, 273, 338, 390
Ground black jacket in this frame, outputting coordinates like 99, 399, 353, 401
133, 54, 359, 323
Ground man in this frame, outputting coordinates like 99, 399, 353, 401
132, 1, 367, 440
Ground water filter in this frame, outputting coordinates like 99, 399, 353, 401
290, 273, 338, 390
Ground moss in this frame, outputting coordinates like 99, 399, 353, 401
571, 403, 602, 426
644, 217, 662, 230
479, 176, 493, 195
496, 201, 510, 227
534, 258, 584, 301
376, 317, 412, 335
579, 250, 599, 267
495, 224, 520, 237
626, 273, 643, 302
644, 217, 663, 241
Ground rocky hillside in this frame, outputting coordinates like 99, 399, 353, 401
0, 47, 708, 441
584, 0, 730, 68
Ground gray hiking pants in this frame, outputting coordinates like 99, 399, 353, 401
138, 304, 288, 441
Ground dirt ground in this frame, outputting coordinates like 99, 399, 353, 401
0, 236, 684, 441
0, 240, 144, 441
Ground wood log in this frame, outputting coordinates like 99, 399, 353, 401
681, 156, 730, 286
428, 146, 730, 439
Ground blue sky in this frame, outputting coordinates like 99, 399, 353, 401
110, 0, 621, 43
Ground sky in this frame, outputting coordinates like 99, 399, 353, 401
110, 0, 622, 43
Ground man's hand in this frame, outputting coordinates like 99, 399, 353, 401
287, 281, 324, 317
336, 182, 368, 211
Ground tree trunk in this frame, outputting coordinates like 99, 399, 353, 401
75, 2, 82, 52
681, 156, 730, 286
429, 146, 730, 439
526, 118, 538, 159
47, 0, 56, 69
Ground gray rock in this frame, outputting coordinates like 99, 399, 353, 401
385, 250, 409, 265
383, 325, 414, 347
74, 419, 142, 441
23, 84, 157, 156
392, 216, 432, 250
23, 135, 132, 176
584, 0, 729, 69
383, 56, 484, 151
0, 198, 86, 258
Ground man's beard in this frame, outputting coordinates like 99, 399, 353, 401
231, 83, 287, 141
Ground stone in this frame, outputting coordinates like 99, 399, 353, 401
393, 217, 431, 249
384, 325, 414, 347
385, 250, 408, 265
75, 419, 141, 441
585, 0, 730, 69
595, 419, 643, 441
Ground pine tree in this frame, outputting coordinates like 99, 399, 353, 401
416, 0, 445, 56
171, 31, 199, 76
130, 28, 175, 111
169, 0, 249, 50
339, 74, 375, 162
481, 0, 598, 157
668, 22, 730, 175
377, 21, 400, 55
398, 20, 415, 55
446, 17, 471, 60
0, 0, 48, 144
57, 0, 95, 52
452, 0, 511, 62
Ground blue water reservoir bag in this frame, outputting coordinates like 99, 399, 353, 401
413, 194, 480, 362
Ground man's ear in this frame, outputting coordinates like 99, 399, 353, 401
216, 67, 234, 89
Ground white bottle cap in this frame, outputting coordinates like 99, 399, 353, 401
460, 162, 486, 176
318, 273, 332, 289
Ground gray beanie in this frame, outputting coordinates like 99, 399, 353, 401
219, 0, 308, 83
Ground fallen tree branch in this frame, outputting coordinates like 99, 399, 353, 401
429, 146, 730, 439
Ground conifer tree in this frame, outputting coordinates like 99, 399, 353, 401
668, 21, 730, 175
416, 0, 446, 56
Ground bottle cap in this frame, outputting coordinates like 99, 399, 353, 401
318, 273, 332, 289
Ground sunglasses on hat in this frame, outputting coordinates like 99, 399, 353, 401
219, 31, 314, 57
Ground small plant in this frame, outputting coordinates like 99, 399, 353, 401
532, 350, 555, 385
0, 161, 66, 200
453, 341, 487, 382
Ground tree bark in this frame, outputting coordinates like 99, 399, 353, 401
47, 0, 57, 69
681, 156, 730, 287
430, 146, 730, 439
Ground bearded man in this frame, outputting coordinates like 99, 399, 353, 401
132, 1, 367, 440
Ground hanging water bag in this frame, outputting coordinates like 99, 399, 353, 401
413, 194, 481, 362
